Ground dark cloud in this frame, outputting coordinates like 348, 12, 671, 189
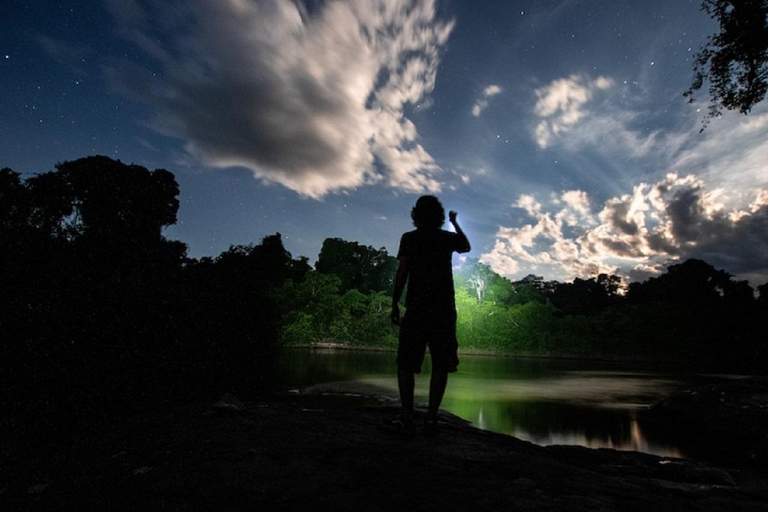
601, 198, 640, 236
689, 205, 768, 275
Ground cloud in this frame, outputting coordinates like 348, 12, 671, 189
515, 194, 542, 216
530, 72, 768, 206
668, 112, 768, 206
481, 175, 768, 285
529, 73, 688, 166
533, 74, 613, 148
561, 190, 589, 215
559, 190, 592, 226
471, 84, 502, 117
105, 0, 454, 198
515, 70, 768, 285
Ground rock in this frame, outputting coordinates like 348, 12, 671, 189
751, 438, 768, 463
514, 477, 537, 489
27, 484, 48, 494
212, 393, 247, 416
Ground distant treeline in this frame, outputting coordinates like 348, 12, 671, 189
453, 259, 767, 369
2, 156, 767, 439
279, 242, 768, 371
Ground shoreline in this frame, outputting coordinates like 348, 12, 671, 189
284, 343, 751, 371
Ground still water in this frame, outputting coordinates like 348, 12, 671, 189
275, 348, 739, 459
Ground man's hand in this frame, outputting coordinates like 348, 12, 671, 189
449, 210, 458, 224
390, 303, 401, 325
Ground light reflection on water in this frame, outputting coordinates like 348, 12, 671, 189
511, 416, 682, 457
422, 373, 689, 457
277, 349, 738, 459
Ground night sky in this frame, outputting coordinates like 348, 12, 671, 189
3, 0, 767, 285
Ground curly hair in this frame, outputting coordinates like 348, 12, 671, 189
411, 195, 445, 229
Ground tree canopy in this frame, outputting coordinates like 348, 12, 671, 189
685, 0, 768, 127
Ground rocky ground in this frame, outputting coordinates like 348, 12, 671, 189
2, 390, 768, 511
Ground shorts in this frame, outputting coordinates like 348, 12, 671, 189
396, 307, 459, 374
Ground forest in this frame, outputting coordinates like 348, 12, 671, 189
2, 156, 767, 439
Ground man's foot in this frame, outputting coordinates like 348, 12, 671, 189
423, 418, 440, 437
383, 416, 415, 438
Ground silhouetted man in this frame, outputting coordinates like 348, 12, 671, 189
390, 195, 470, 435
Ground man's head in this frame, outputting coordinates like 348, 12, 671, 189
411, 195, 445, 229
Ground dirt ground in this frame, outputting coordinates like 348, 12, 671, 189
2, 391, 768, 511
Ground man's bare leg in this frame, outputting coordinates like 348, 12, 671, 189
428, 371, 448, 422
397, 371, 415, 422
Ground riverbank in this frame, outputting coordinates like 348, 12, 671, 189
3, 392, 768, 511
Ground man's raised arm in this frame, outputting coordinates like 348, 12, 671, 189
449, 210, 471, 253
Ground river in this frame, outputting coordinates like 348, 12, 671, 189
275, 348, 741, 459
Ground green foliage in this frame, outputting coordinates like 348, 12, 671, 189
289, 250, 765, 370
508, 283, 547, 306
315, 237, 398, 294
455, 258, 517, 306
455, 286, 557, 353
275, 271, 398, 348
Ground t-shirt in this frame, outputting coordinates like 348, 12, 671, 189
397, 228, 466, 312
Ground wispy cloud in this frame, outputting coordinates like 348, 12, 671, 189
105, 0, 454, 198
35, 35, 92, 73
530, 74, 768, 199
669, 112, 768, 206
472, 84, 502, 117
533, 74, 613, 148
529, 73, 697, 191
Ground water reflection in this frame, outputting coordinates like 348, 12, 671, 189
276, 348, 734, 459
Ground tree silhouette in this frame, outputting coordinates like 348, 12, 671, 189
550, 274, 621, 315
50, 156, 180, 242
685, 0, 768, 128
626, 258, 734, 306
